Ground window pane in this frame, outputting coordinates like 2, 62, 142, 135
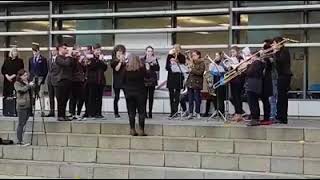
239, 1, 304, 7
117, 1, 170, 12
0, 36, 5, 48
177, 1, 229, 9
9, 21, 49, 32
53, 34, 113, 47
55, 19, 113, 31
240, 12, 302, 26
308, 47, 320, 93
239, 30, 303, 44
289, 47, 304, 92
0, 7, 5, 15
58, 1, 112, 14
10, 36, 48, 48
0, 22, 5, 32
309, 11, 320, 23
176, 32, 228, 45
307, 29, 320, 43
117, 17, 171, 29
8, 4, 49, 15
0, 51, 5, 95
177, 15, 229, 27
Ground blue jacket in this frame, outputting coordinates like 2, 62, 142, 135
28, 54, 48, 84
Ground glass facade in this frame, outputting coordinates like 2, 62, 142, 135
0, 1, 319, 99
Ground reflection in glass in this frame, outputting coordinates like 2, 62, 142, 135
117, 1, 170, 12
117, 17, 171, 29
10, 36, 48, 48
240, 12, 302, 26
8, 4, 49, 15
239, 30, 303, 44
177, 1, 229, 9
55, 19, 113, 31
239, 1, 304, 7
9, 21, 49, 32
59, 1, 111, 14
176, 32, 228, 45
177, 15, 229, 27
308, 48, 320, 93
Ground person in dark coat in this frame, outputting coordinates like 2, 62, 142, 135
245, 54, 265, 126
273, 36, 292, 124
260, 40, 274, 125
110, 44, 127, 118
46, 48, 58, 117
55, 43, 73, 121
28, 42, 48, 117
92, 44, 108, 118
1, 47, 24, 97
124, 55, 147, 136
141, 46, 160, 119
185, 50, 205, 119
166, 44, 186, 118
69, 45, 86, 120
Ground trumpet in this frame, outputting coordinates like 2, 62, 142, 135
212, 37, 298, 89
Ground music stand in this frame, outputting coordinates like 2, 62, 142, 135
207, 64, 228, 123
169, 62, 188, 121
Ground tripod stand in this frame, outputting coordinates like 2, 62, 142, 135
207, 86, 227, 122
30, 78, 48, 146
168, 62, 187, 121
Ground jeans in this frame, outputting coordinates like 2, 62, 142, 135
17, 109, 30, 143
188, 88, 201, 114
269, 79, 278, 120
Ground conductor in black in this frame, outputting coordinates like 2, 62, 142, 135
273, 37, 292, 124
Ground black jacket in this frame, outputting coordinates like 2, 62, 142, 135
111, 58, 126, 89
141, 56, 160, 87
262, 58, 273, 97
245, 60, 265, 95
47, 56, 59, 86
71, 57, 86, 83
274, 47, 292, 77
166, 53, 186, 89
96, 59, 108, 85
55, 55, 73, 85
123, 66, 146, 96
28, 54, 48, 84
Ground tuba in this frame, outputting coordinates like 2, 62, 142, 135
203, 54, 218, 96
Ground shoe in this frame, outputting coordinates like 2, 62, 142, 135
95, 115, 104, 119
130, 129, 138, 136
17, 142, 30, 146
148, 113, 152, 119
45, 113, 55, 117
41, 112, 45, 117
232, 114, 243, 122
196, 113, 201, 119
273, 119, 281, 124
137, 128, 147, 136
246, 120, 260, 126
57, 117, 65, 121
64, 117, 72, 121
187, 114, 193, 120
115, 114, 121, 118
182, 111, 189, 117
202, 113, 209, 117
72, 115, 78, 120
260, 119, 273, 125
66, 113, 73, 118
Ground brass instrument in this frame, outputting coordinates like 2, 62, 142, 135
212, 37, 298, 89
203, 54, 220, 96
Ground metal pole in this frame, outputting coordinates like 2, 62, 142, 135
49, 1, 52, 58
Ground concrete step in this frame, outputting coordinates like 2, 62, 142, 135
0, 158, 318, 179
1, 145, 320, 176
0, 119, 319, 142
1, 131, 318, 158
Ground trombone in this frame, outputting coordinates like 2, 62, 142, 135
212, 37, 298, 89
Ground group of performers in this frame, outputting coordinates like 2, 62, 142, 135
167, 36, 293, 126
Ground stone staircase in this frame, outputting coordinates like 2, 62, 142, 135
0, 118, 319, 179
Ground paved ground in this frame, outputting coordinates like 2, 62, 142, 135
1, 112, 320, 129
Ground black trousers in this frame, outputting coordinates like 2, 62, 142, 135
261, 95, 271, 120
145, 86, 155, 116
96, 85, 104, 116
55, 80, 72, 118
231, 82, 244, 114
87, 83, 104, 117
180, 93, 188, 112
126, 93, 146, 130
114, 88, 125, 115
214, 85, 226, 114
247, 91, 260, 120
69, 82, 84, 116
47, 83, 55, 113
276, 76, 291, 123
169, 88, 181, 115
83, 82, 89, 116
